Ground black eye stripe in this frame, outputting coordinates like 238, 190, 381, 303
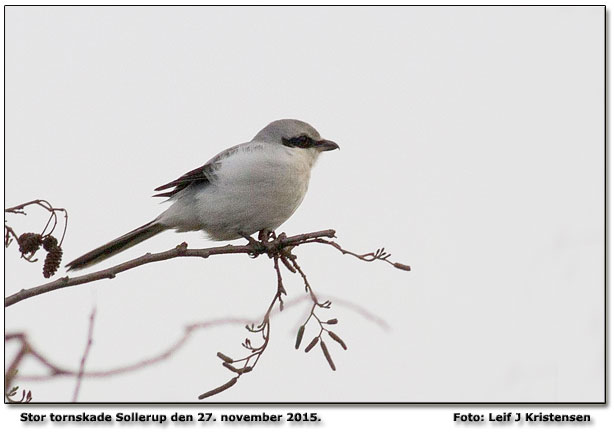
282, 135, 314, 149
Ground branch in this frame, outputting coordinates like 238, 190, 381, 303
6, 227, 410, 400
5, 333, 29, 395
5, 230, 331, 307
6, 229, 410, 307
8, 293, 387, 384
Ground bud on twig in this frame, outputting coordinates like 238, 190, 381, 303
393, 262, 411, 271
295, 326, 305, 349
217, 352, 233, 363
237, 366, 253, 374
198, 377, 238, 400
304, 336, 319, 353
320, 340, 336, 371
327, 331, 347, 350
222, 362, 240, 373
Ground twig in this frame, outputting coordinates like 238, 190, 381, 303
5, 200, 69, 280
5, 386, 32, 403
314, 239, 411, 271
4, 225, 18, 248
199, 251, 290, 399
287, 254, 347, 372
5, 333, 29, 394
72, 307, 96, 402
198, 231, 373, 398
5, 199, 69, 246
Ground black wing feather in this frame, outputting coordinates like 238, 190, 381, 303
153, 164, 211, 198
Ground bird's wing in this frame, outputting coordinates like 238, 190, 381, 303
152, 143, 244, 198
153, 164, 212, 198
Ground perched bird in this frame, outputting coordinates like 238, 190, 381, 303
66, 119, 339, 271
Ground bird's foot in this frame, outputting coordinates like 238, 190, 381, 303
258, 229, 276, 242
259, 230, 289, 258
239, 231, 266, 258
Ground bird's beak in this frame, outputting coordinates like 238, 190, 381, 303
314, 139, 340, 152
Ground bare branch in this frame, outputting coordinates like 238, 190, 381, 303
5, 230, 337, 307
6, 225, 410, 400
10, 291, 387, 384
5, 333, 29, 394
6, 229, 409, 308
11, 319, 251, 383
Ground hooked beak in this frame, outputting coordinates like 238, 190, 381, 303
314, 139, 340, 152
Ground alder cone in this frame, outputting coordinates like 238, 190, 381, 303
43, 246, 63, 278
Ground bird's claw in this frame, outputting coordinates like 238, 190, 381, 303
258, 229, 276, 242
240, 232, 266, 258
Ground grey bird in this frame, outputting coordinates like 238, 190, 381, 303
66, 119, 339, 271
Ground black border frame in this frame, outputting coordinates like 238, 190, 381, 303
3, 4, 607, 406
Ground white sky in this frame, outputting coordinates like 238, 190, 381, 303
3, 5, 604, 406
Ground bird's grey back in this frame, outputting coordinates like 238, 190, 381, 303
154, 119, 323, 199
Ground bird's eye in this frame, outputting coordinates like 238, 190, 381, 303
299, 136, 312, 146
282, 135, 313, 148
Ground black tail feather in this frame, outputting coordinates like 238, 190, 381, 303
66, 221, 165, 271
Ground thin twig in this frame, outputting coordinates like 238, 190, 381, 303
4, 225, 19, 248
72, 307, 96, 402
313, 239, 411, 271
5, 199, 69, 246
200, 250, 291, 399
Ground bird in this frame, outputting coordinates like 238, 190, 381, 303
66, 119, 339, 271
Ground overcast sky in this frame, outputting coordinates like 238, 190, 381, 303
4, 5, 604, 404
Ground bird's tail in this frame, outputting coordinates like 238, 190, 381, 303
66, 220, 166, 272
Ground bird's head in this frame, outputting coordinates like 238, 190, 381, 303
253, 119, 340, 154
